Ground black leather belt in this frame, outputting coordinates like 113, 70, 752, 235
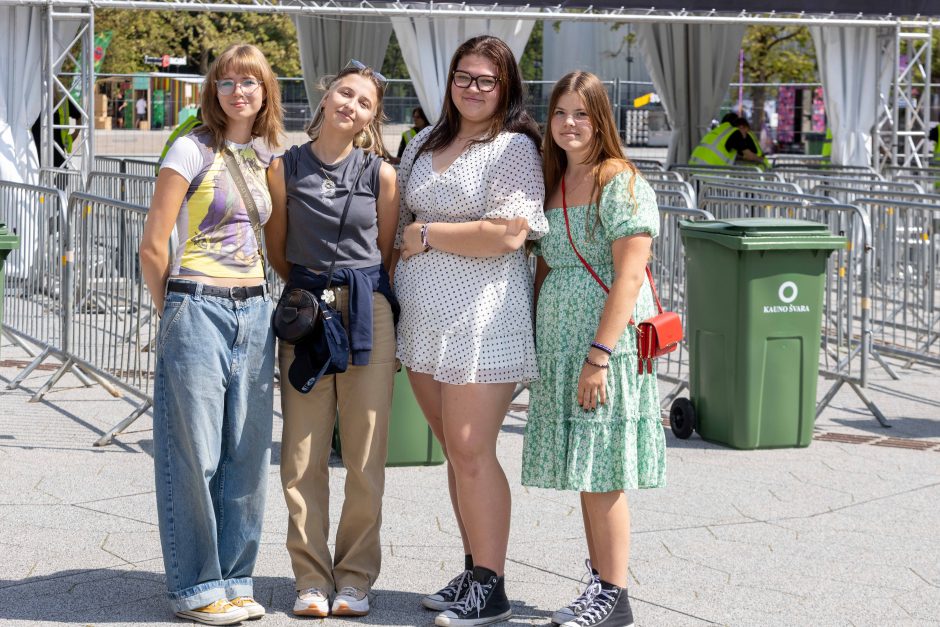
167, 280, 266, 300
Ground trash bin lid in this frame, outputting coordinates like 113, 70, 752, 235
679, 218, 846, 251
0, 223, 20, 248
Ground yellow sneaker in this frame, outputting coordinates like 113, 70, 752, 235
230, 596, 265, 620
175, 598, 249, 625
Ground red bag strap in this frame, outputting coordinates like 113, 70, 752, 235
561, 177, 665, 321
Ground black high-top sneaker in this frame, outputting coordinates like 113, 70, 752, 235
552, 559, 601, 624
423, 569, 473, 611
561, 581, 634, 627
434, 567, 513, 626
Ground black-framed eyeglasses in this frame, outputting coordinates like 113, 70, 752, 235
346, 59, 387, 85
216, 78, 261, 96
452, 70, 500, 93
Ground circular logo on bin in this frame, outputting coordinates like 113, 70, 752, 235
778, 281, 798, 304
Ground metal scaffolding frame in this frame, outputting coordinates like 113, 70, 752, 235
875, 22, 934, 169
44, 5, 95, 181
2, 0, 935, 172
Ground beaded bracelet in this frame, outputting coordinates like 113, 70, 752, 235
584, 356, 609, 369
590, 341, 613, 355
420, 223, 431, 252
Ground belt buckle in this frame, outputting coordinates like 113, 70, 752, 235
230, 286, 248, 300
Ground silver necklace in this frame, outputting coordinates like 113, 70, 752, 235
319, 166, 337, 205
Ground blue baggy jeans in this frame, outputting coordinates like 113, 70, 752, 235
153, 281, 274, 612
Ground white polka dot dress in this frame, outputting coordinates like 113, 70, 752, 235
394, 130, 548, 385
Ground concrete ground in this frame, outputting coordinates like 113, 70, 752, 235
1, 335, 939, 627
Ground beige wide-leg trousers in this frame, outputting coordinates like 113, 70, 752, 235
279, 288, 397, 593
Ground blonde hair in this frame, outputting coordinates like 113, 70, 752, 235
199, 44, 283, 150
305, 67, 388, 157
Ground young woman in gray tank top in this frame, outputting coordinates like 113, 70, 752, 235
264, 62, 399, 618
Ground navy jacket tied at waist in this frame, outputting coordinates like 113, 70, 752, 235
287, 264, 399, 366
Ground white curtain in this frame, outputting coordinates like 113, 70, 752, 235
0, 7, 43, 185
811, 26, 882, 167
391, 6, 535, 122
542, 22, 650, 84
294, 15, 393, 111
636, 23, 746, 166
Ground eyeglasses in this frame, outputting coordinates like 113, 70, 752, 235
452, 70, 500, 93
346, 59, 387, 85
216, 78, 261, 96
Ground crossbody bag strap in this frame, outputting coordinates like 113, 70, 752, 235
561, 177, 664, 323
222, 146, 267, 286
324, 152, 371, 289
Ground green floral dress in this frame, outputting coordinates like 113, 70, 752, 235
521, 171, 667, 493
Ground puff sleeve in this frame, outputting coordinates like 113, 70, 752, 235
482, 133, 548, 240
598, 171, 659, 242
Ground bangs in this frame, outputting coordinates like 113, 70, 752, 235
214, 47, 268, 80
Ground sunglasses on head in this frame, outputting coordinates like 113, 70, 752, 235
346, 59, 387, 85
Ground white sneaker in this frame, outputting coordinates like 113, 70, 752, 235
294, 587, 330, 617
332, 586, 370, 616
230, 596, 265, 620
175, 599, 250, 625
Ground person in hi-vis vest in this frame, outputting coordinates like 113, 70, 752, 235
688, 113, 739, 165
392, 106, 428, 164
726, 116, 768, 169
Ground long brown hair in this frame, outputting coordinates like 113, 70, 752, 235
542, 71, 638, 225
305, 65, 388, 157
417, 35, 540, 159
199, 44, 283, 149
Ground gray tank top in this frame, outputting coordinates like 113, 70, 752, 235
281, 143, 383, 272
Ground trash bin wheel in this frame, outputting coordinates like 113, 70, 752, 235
670, 398, 696, 439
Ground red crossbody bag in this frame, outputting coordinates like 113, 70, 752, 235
561, 177, 683, 374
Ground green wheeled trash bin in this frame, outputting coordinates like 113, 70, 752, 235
0, 224, 22, 359
671, 219, 846, 449
333, 368, 446, 466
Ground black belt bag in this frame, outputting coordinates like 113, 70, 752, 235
272, 153, 370, 393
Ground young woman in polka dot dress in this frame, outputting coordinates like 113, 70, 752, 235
522, 72, 666, 627
394, 35, 548, 627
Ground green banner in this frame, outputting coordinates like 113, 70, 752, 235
93, 31, 113, 73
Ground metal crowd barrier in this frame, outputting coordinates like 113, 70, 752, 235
851, 196, 940, 370
86, 171, 157, 207
699, 182, 833, 221
769, 154, 826, 167
38, 167, 84, 199
640, 170, 684, 183
692, 196, 889, 426
62, 193, 156, 445
811, 182, 928, 204
647, 179, 696, 210
0, 182, 68, 362
631, 158, 666, 171
93, 156, 125, 174
123, 158, 159, 178
651, 205, 715, 407
776, 168, 883, 193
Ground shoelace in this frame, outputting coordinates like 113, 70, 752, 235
574, 588, 619, 625
440, 570, 472, 599
570, 560, 601, 612
453, 580, 491, 617
337, 586, 364, 600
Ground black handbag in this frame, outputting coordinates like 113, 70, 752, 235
272, 152, 371, 393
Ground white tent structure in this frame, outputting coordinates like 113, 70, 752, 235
0, 0, 936, 182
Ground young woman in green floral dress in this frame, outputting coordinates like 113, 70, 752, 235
521, 71, 666, 627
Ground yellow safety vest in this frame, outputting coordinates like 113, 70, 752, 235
402, 127, 418, 145
689, 122, 737, 166
821, 128, 833, 163
747, 130, 769, 170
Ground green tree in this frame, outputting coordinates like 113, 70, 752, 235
519, 21, 543, 81
381, 30, 410, 79
741, 26, 817, 131
95, 10, 300, 76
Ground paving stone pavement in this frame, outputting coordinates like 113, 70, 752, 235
1, 338, 939, 627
